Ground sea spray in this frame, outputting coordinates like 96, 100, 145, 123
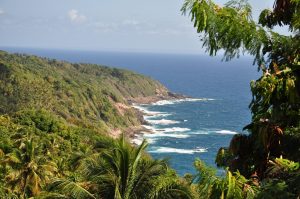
149, 147, 207, 154
151, 98, 215, 106
147, 119, 180, 125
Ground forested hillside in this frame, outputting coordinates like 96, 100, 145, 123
0, 51, 195, 198
0, 50, 168, 133
1, 0, 300, 197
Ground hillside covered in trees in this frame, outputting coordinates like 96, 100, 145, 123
0, 50, 170, 134
0, 51, 195, 198
1, 0, 300, 198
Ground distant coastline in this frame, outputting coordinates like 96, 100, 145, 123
128, 91, 188, 104
0, 48, 257, 176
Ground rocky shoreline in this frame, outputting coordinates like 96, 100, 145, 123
125, 92, 187, 142
109, 91, 187, 140
128, 92, 187, 104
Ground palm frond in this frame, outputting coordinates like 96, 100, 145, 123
50, 178, 96, 199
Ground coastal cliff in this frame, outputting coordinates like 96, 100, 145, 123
0, 50, 176, 137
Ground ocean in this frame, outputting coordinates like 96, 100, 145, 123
2, 47, 260, 176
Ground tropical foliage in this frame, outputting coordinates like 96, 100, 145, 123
0, 52, 195, 198
182, 0, 300, 197
0, 110, 194, 198
1, 0, 300, 198
193, 159, 258, 199
0, 50, 168, 133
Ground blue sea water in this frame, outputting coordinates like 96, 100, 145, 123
2, 47, 260, 175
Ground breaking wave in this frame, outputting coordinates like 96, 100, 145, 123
144, 133, 190, 139
147, 119, 180, 125
144, 113, 172, 120
151, 98, 215, 106
215, 130, 238, 135
132, 104, 167, 116
149, 147, 207, 154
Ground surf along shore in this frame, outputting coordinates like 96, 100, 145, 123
125, 92, 188, 143
126, 92, 216, 146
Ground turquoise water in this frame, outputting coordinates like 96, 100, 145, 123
1, 48, 260, 175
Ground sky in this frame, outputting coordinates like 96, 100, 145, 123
0, 0, 276, 54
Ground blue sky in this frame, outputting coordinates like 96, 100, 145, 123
0, 0, 275, 54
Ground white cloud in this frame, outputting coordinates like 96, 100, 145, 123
68, 9, 87, 24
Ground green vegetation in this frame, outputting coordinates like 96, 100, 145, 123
182, 0, 300, 198
0, 51, 194, 198
1, 0, 300, 198
0, 111, 193, 198
0, 50, 168, 132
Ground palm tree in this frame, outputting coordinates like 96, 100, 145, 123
53, 134, 193, 199
70, 145, 94, 170
85, 134, 194, 198
2, 139, 57, 198
48, 177, 96, 199
147, 169, 194, 199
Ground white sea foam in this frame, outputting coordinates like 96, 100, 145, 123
144, 113, 172, 120
132, 105, 166, 116
151, 98, 215, 106
131, 134, 156, 145
142, 125, 190, 133
144, 133, 190, 139
216, 130, 238, 135
183, 98, 215, 102
189, 131, 209, 135
131, 137, 143, 145
147, 138, 156, 144
142, 125, 156, 131
147, 119, 180, 125
161, 127, 191, 133
149, 147, 207, 154
141, 125, 191, 139
132, 104, 147, 111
